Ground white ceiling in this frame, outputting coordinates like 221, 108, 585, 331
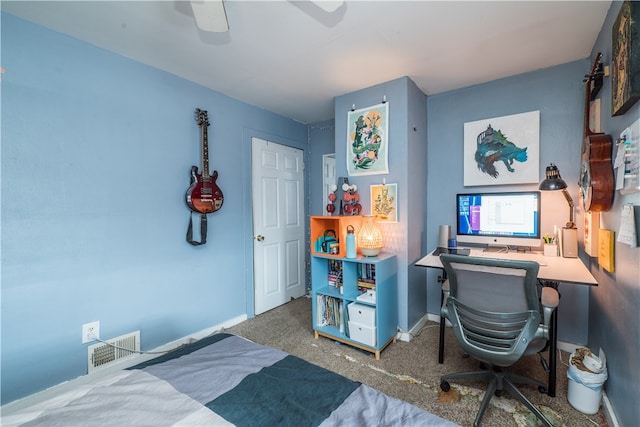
3, 1, 612, 124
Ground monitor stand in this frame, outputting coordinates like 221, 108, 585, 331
483, 245, 509, 253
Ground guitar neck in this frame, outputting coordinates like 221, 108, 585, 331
584, 53, 602, 138
584, 77, 596, 138
584, 78, 591, 138
201, 124, 210, 179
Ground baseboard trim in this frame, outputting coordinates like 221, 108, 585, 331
183, 314, 248, 343
397, 313, 439, 342
602, 392, 620, 427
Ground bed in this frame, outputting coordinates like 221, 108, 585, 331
3, 333, 457, 426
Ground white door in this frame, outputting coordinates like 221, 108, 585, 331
252, 137, 305, 315
322, 154, 336, 213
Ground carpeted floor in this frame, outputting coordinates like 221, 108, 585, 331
225, 297, 608, 427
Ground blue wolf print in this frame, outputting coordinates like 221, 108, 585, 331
474, 124, 528, 178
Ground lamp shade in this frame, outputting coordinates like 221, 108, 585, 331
539, 163, 568, 191
357, 215, 383, 256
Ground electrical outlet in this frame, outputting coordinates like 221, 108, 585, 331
82, 321, 100, 343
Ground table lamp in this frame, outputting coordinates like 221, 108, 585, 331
539, 163, 578, 257
358, 215, 384, 256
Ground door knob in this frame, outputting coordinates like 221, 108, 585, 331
256, 235, 264, 241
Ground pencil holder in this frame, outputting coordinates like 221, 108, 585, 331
544, 244, 558, 257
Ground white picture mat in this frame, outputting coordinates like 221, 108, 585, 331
463, 110, 540, 186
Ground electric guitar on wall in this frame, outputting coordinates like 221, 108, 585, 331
186, 109, 224, 214
579, 53, 614, 212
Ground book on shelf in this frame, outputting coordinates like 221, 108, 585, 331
328, 259, 343, 287
357, 280, 375, 289
356, 263, 376, 289
316, 294, 343, 328
357, 263, 375, 280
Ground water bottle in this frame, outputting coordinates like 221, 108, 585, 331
346, 225, 356, 259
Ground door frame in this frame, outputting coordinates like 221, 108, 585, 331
251, 137, 305, 315
322, 153, 336, 212
243, 130, 308, 318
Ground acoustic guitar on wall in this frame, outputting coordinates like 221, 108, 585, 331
579, 53, 614, 212
186, 109, 224, 214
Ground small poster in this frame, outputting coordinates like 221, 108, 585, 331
584, 211, 600, 257
347, 103, 389, 176
370, 183, 397, 223
598, 229, 615, 273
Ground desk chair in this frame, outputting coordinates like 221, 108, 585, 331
438, 254, 559, 427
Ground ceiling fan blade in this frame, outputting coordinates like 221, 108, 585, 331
190, 0, 229, 33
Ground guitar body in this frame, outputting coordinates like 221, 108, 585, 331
580, 133, 613, 212
578, 53, 614, 212
186, 108, 224, 214
186, 167, 224, 214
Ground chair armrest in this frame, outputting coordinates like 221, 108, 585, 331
442, 279, 450, 297
440, 279, 451, 318
541, 287, 559, 326
541, 287, 559, 307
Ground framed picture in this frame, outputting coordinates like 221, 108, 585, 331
347, 102, 389, 176
612, 0, 640, 116
370, 183, 397, 223
463, 111, 540, 186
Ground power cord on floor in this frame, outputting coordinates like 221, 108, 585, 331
557, 348, 570, 368
410, 323, 440, 339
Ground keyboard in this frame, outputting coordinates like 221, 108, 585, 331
432, 247, 471, 256
468, 250, 548, 266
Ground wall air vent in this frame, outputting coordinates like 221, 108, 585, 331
87, 331, 140, 373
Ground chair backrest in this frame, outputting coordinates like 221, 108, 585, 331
440, 253, 547, 367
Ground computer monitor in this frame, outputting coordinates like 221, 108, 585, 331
456, 191, 541, 248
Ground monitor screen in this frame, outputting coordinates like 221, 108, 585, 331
456, 191, 541, 248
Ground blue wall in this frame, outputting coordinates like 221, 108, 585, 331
426, 61, 590, 343
405, 78, 429, 330
308, 120, 335, 217
334, 77, 428, 332
587, 2, 640, 425
1, 13, 308, 403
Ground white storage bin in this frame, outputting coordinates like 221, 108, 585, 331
348, 302, 376, 327
356, 289, 376, 304
348, 321, 376, 346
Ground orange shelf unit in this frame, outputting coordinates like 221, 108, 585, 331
310, 215, 362, 258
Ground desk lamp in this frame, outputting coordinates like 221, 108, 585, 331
539, 164, 578, 257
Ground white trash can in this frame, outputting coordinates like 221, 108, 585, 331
566, 348, 608, 415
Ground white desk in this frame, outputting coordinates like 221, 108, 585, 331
416, 247, 597, 397
416, 248, 597, 285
